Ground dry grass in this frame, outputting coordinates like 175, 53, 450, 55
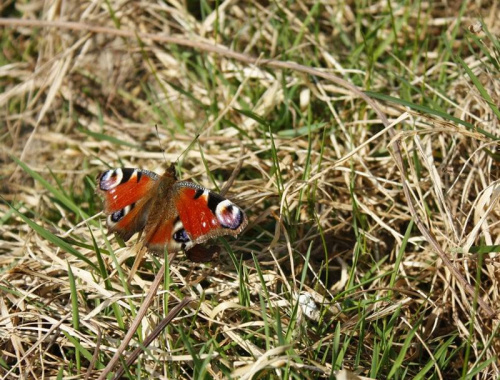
1, 1, 500, 379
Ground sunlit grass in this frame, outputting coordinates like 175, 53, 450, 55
1, 1, 499, 379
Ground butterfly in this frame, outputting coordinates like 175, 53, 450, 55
96, 164, 247, 254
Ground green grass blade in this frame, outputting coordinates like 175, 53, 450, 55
78, 127, 140, 149
63, 331, 105, 370
387, 317, 422, 378
11, 155, 91, 220
413, 335, 456, 380
365, 91, 499, 140
3, 198, 98, 271
455, 55, 500, 120
67, 262, 81, 371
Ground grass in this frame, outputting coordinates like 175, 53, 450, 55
1, 1, 500, 379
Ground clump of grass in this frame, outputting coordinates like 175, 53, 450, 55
1, 2, 499, 379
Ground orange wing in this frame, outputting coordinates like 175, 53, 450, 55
174, 182, 247, 245
143, 182, 247, 253
96, 168, 159, 241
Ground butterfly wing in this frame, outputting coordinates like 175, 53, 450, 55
142, 181, 247, 253
96, 168, 160, 241
174, 182, 247, 245
143, 215, 188, 253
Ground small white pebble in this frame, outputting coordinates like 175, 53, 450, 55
298, 292, 319, 321
300, 88, 311, 111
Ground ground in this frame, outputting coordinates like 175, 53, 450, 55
1, 1, 499, 379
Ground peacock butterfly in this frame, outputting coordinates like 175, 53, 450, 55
96, 164, 247, 253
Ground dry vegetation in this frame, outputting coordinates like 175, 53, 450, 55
1, 1, 499, 379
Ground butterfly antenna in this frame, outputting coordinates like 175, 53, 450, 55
155, 124, 168, 164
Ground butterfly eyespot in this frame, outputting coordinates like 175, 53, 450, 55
99, 169, 124, 191
216, 200, 244, 230
111, 209, 125, 223
173, 228, 190, 243
108, 204, 135, 225
99, 168, 140, 191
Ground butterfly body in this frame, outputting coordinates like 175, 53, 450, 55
96, 164, 247, 253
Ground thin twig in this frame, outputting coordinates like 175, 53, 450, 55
97, 256, 171, 380
112, 297, 193, 380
